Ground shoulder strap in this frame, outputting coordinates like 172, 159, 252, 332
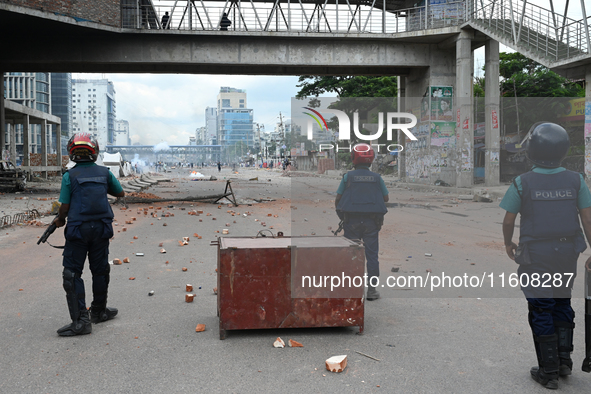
512, 177, 522, 198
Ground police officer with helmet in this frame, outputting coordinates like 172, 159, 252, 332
54, 133, 125, 336
335, 143, 389, 301
500, 122, 591, 389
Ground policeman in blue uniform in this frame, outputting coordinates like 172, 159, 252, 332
500, 122, 591, 389
335, 143, 389, 301
54, 133, 125, 336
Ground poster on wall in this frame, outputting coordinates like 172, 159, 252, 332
490, 151, 499, 163
430, 86, 453, 121
430, 122, 456, 147
421, 97, 430, 122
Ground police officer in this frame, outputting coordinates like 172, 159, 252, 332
500, 122, 591, 389
335, 143, 389, 301
54, 133, 125, 336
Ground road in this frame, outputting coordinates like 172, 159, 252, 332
0, 166, 589, 393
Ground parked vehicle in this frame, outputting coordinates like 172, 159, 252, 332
0, 160, 26, 191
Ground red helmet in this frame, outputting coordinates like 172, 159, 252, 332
351, 143, 375, 166
67, 133, 99, 162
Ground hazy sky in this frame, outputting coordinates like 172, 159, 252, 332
72, 0, 586, 146
73, 73, 302, 146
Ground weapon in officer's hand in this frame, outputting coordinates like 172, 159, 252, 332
116, 196, 128, 209
582, 261, 591, 373
37, 215, 64, 249
332, 220, 344, 236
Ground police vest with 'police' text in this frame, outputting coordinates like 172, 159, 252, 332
336, 168, 388, 214
519, 170, 582, 243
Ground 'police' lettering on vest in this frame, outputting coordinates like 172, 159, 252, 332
353, 176, 376, 182
531, 189, 575, 200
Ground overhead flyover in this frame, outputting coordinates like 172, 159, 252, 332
0, 0, 471, 75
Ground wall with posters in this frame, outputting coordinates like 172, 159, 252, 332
405, 81, 457, 185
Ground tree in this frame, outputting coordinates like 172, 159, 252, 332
481, 52, 585, 136
296, 76, 399, 147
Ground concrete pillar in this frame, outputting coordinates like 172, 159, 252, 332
585, 66, 591, 178
456, 29, 474, 187
23, 115, 30, 167
397, 75, 406, 180
56, 123, 62, 173
41, 119, 48, 179
484, 39, 500, 186
9, 123, 17, 164
0, 70, 5, 160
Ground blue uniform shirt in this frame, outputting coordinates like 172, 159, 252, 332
336, 166, 389, 196
59, 162, 123, 204
500, 166, 591, 213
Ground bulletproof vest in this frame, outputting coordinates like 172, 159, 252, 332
336, 168, 388, 214
519, 170, 581, 243
67, 165, 114, 222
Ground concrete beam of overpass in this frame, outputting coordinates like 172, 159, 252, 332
0, 32, 434, 75
0, 6, 458, 75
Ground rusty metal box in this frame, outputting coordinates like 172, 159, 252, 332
216, 236, 365, 339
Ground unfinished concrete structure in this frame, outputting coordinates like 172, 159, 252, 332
0, 0, 589, 187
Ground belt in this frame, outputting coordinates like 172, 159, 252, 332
557, 236, 575, 243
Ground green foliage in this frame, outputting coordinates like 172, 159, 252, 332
296, 76, 398, 146
295, 76, 398, 99
478, 52, 584, 135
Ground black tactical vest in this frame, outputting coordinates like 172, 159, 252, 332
336, 168, 388, 214
519, 170, 581, 243
67, 165, 114, 223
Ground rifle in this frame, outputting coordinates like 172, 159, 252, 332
332, 220, 344, 236
583, 261, 591, 372
37, 215, 64, 249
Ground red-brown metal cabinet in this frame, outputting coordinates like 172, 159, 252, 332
215, 236, 365, 339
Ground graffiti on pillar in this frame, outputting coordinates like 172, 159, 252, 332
456, 108, 461, 128
461, 151, 472, 172
462, 117, 470, 129
491, 109, 499, 129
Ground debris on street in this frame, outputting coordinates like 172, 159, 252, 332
325, 355, 347, 372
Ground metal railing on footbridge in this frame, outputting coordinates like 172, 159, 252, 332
122, 0, 467, 34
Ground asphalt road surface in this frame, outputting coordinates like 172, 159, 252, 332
1, 167, 589, 393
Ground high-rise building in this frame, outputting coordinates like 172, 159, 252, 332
216, 87, 254, 160
3, 72, 53, 162
114, 119, 130, 145
205, 106, 217, 144
71, 79, 116, 149
50, 73, 72, 154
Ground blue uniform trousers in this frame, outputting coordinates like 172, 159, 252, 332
519, 240, 578, 336
343, 216, 380, 284
62, 220, 111, 311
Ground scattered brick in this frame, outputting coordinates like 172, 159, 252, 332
325, 355, 347, 373
195, 324, 206, 332
288, 339, 304, 347
273, 337, 285, 348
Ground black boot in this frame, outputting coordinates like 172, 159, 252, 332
366, 285, 380, 301
58, 268, 91, 336
530, 334, 559, 390
555, 320, 575, 376
90, 302, 118, 324
57, 309, 92, 336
